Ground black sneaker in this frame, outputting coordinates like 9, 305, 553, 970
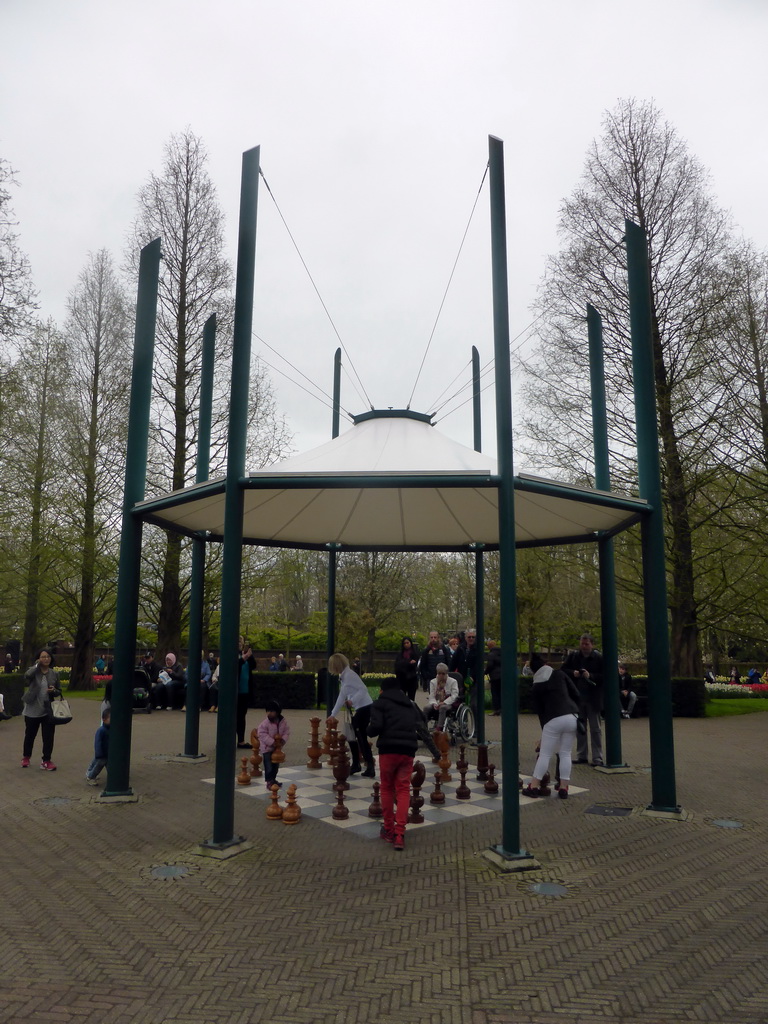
573, 758, 589, 765
591, 760, 604, 767
361, 768, 376, 778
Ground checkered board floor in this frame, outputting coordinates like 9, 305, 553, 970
203, 758, 588, 840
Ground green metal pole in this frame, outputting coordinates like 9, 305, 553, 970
625, 220, 678, 812
587, 303, 623, 768
103, 238, 161, 796
488, 136, 526, 859
208, 148, 260, 847
325, 348, 342, 713
471, 345, 486, 745
183, 313, 216, 757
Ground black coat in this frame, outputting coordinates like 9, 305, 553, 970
368, 688, 420, 757
532, 669, 581, 726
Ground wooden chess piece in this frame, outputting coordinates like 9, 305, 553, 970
484, 763, 499, 795
430, 771, 446, 805
456, 745, 468, 775
266, 784, 283, 820
368, 781, 383, 818
333, 734, 351, 792
307, 717, 323, 770
435, 730, 452, 782
409, 760, 426, 823
282, 783, 301, 824
249, 739, 263, 778
475, 743, 490, 782
237, 756, 252, 786
332, 785, 349, 820
322, 717, 337, 760
539, 770, 551, 797
271, 734, 286, 765
456, 763, 471, 800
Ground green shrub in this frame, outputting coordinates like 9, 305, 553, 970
249, 671, 315, 709
630, 676, 707, 717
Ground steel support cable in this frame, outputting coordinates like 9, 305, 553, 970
253, 331, 357, 421
259, 168, 374, 410
258, 354, 353, 421
429, 314, 544, 420
406, 163, 490, 410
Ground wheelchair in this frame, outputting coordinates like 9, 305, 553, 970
424, 672, 476, 746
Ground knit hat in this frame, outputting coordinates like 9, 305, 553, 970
265, 699, 283, 717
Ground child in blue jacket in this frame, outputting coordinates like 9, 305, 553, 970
85, 708, 110, 785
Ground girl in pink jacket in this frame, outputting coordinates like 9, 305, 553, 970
256, 700, 291, 791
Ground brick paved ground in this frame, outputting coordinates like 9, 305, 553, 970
1, 700, 766, 1024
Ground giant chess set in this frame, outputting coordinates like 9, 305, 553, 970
202, 716, 587, 837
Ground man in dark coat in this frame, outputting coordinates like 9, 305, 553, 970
418, 631, 450, 693
560, 633, 604, 766
368, 676, 420, 851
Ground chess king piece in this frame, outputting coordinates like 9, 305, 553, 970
409, 760, 426, 824
307, 717, 323, 770
368, 781, 383, 818
266, 784, 284, 820
430, 771, 446, 805
249, 738, 263, 779
237, 757, 252, 786
435, 730, 452, 782
484, 764, 499, 795
282, 783, 301, 824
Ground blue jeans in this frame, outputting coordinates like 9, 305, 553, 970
86, 757, 107, 780
263, 752, 278, 784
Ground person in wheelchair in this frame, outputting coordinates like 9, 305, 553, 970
425, 663, 460, 731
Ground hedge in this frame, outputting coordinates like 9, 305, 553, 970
248, 671, 315, 709
0, 673, 25, 716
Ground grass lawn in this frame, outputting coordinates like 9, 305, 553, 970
706, 698, 768, 717
65, 687, 105, 701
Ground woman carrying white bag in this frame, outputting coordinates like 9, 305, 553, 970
21, 648, 64, 771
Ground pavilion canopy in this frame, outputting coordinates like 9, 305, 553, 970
135, 411, 648, 551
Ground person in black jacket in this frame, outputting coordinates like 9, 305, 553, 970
394, 637, 420, 701
560, 633, 605, 766
418, 631, 450, 692
368, 676, 421, 851
522, 652, 581, 799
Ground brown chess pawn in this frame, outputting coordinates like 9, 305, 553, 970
435, 730, 452, 782
430, 771, 446, 805
475, 743, 490, 782
456, 764, 471, 800
237, 757, 252, 786
266, 784, 283, 820
307, 717, 323, 770
332, 786, 349, 820
282, 783, 301, 825
409, 760, 426, 824
456, 745, 468, 775
271, 734, 286, 765
333, 734, 351, 792
484, 764, 499, 795
368, 781, 383, 818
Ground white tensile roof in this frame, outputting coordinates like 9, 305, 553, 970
136, 412, 647, 550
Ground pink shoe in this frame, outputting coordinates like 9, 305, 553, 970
40, 760, 57, 771
21, 756, 30, 768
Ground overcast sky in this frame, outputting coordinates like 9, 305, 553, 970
3, 0, 767, 467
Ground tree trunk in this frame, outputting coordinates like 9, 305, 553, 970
157, 530, 183, 658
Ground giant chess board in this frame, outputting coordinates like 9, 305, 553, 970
203, 758, 588, 840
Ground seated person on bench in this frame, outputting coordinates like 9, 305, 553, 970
425, 664, 459, 730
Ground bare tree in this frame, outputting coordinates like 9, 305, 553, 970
522, 98, 733, 675
60, 250, 132, 687
0, 157, 37, 345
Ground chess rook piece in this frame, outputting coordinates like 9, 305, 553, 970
333, 734, 351, 792
484, 764, 499, 795
307, 717, 323, 770
237, 756, 252, 786
368, 781, 383, 818
435, 730, 452, 782
271, 734, 286, 765
282, 783, 301, 825
266, 784, 283, 820
456, 763, 471, 800
409, 760, 426, 824
475, 743, 490, 782
332, 786, 349, 820
430, 771, 446, 805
